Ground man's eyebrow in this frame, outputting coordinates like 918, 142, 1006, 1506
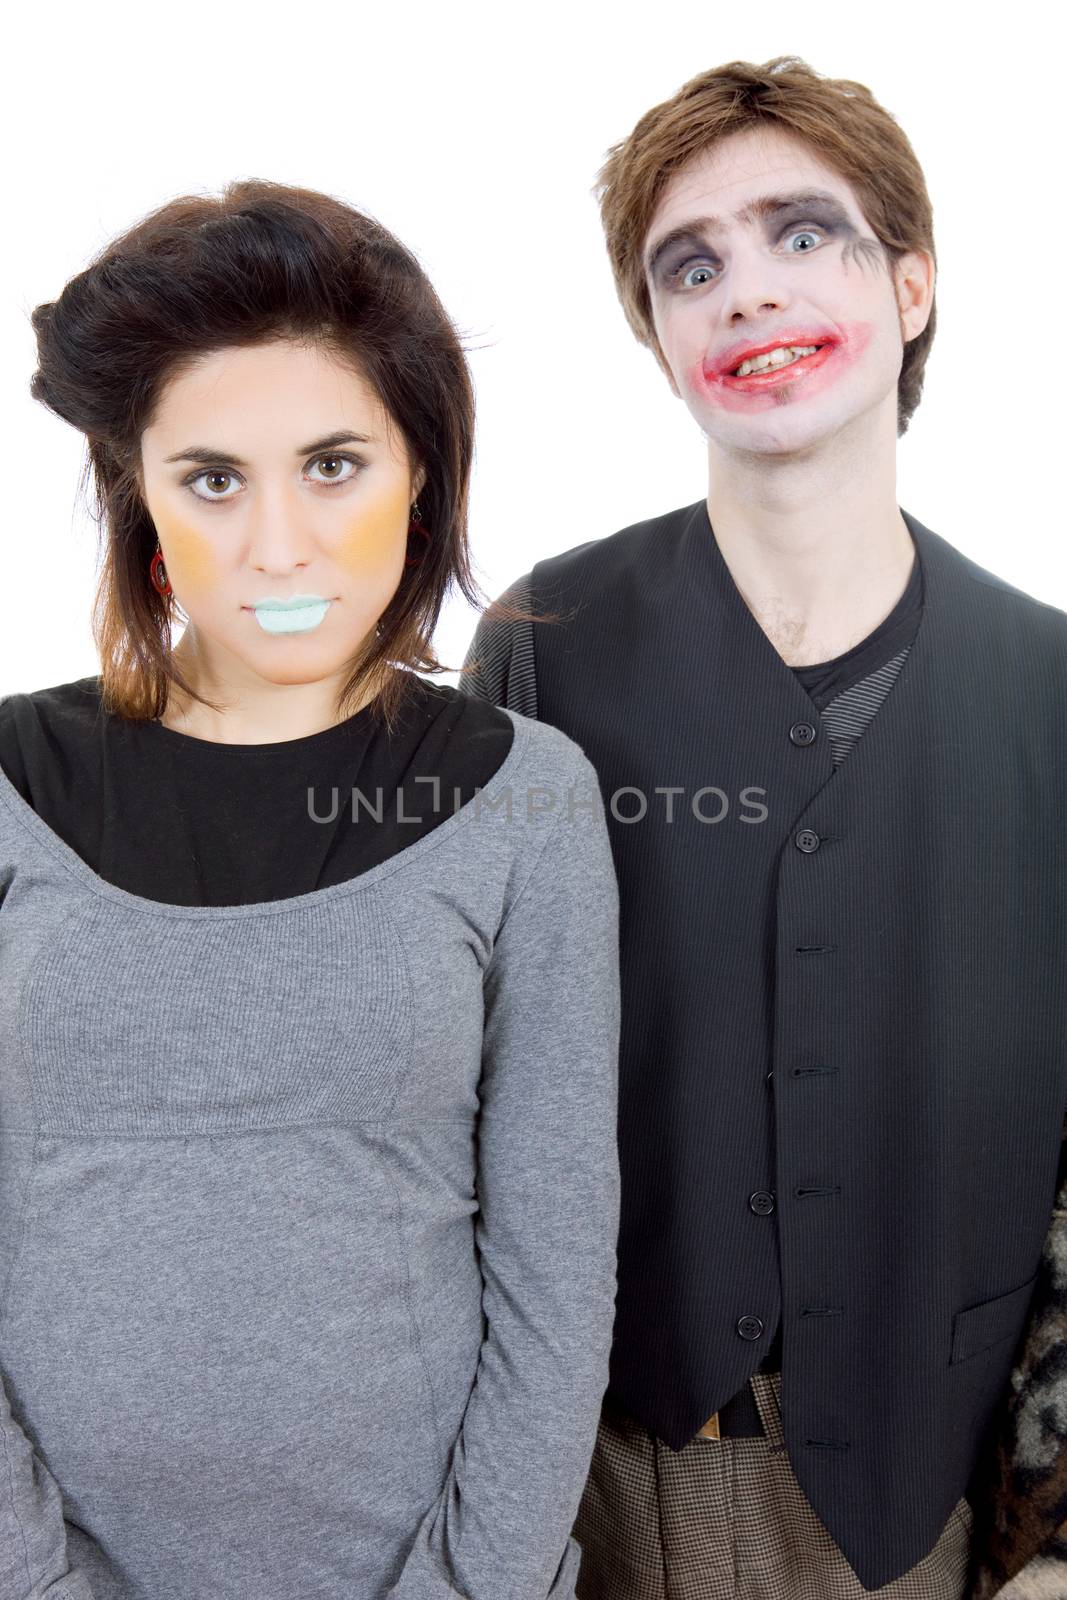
162, 429, 376, 467
645, 189, 855, 277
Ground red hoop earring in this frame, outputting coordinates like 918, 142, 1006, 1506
150, 545, 172, 596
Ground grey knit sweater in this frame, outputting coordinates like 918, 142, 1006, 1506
0, 702, 621, 1600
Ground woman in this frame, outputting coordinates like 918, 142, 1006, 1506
0, 180, 621, 1599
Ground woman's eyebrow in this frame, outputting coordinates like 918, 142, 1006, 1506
162, 429, 376, 467
645, 189, 855, 278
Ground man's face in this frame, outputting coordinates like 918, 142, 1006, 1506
642, 125, 933, 455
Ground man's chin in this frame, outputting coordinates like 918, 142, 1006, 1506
701, 387, 889, 460
701, 413, 839, 462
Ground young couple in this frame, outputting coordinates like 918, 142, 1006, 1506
0, 51, 1061, 1600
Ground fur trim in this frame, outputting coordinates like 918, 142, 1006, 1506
969, 1119, 1067, 1598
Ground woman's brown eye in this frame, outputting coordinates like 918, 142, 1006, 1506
309, 456, 360, 489
185, 469, 240, 502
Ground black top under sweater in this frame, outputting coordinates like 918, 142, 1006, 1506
0, 672, 515, 908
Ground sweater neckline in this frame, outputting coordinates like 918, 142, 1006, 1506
0, 706, 532, 921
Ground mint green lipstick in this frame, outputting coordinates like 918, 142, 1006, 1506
250, 595, 332, 635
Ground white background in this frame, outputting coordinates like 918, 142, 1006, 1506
1, 1, 1061, 695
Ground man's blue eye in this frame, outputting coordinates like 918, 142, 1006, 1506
788, 229, 823, 252
669, 222, 831, 290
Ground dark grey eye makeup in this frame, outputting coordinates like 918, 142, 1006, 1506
656, 217, 849, 291
645, 188, 861, 290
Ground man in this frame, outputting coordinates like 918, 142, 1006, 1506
460, 55, 1067, 1599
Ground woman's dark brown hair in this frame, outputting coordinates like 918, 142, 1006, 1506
595, 55, 937, 437
28, 178, 543, 733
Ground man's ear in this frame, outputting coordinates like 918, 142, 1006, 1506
895, 248, 935, 343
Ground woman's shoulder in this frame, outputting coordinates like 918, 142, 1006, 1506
501, 707, 602, 790
0, 675, 103, 793
398, 684, 607, 880
463, 697, 601, 806
0, 677, 101, 861
469, 708, 610, 890
0, 674, 103, 741
428, 677, 602, 792
0, 673, 102, 714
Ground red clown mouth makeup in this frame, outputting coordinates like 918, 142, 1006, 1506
691, 321, 873, 413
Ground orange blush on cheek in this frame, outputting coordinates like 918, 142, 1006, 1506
153, 516, 218, 592
335, 484, 410, 576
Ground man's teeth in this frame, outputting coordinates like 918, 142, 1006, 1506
732, 344, 821, 378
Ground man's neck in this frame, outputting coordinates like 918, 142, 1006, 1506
705, 433, 914, 668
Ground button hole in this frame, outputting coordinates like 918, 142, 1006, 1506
794, 1185, 842, 1199
790, 1066, 838, 1078
795, 944, 838, 955
799, 1306, 844, 1318
805, 1437, 850, 1451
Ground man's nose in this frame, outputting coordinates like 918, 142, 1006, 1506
717, 239, 791, 325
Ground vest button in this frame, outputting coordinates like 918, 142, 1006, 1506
795, 828, 821, 853
790, 721, 817, 746
749, 1190, 776, 1215
737, 1315, 765, 1341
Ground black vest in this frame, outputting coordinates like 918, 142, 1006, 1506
528, 500, 1067, 1590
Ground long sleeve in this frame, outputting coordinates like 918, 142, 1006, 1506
0, 800, 96, 1599
389, 746, 622, 1600
0, 1377, 95, 1598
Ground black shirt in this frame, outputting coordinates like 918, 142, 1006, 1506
0, 673, 514, 908
791, 547, 923, 709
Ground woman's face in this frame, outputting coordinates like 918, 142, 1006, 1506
138, 339, 424, 689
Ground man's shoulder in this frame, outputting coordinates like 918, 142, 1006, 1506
460, 501, 700, 709
933, 528, 1067, 655
530, 499, 700, 591
902, 512, 1067, 665
964, 554, 1067, 627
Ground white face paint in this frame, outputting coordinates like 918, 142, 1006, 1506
643, 124, 933, 459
